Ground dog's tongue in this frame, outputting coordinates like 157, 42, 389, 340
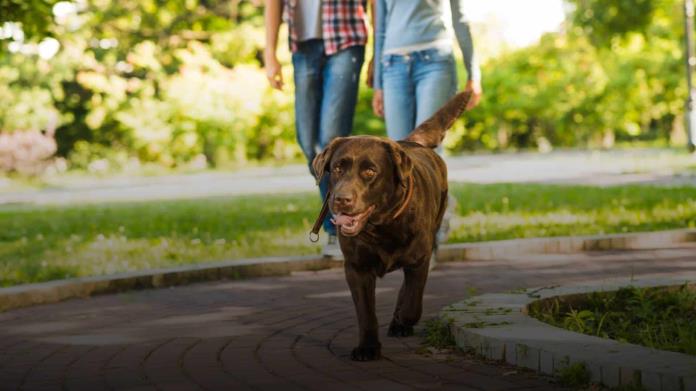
331, 213, 354, 227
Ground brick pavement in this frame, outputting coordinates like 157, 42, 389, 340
0, 244, 694, 390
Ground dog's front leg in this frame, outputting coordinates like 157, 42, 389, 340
388, 258, 429, 337
344, 261, 381, 361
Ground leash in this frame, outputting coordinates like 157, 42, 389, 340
309, 190, 331, 242
308, 175, 414, 241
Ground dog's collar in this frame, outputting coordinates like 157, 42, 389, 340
392, 175, 414, 219
308, 175, 414, 242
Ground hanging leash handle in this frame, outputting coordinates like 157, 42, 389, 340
309, 190, 331, 242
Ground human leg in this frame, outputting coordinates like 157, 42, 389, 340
413, 48, 458, 127
382, 55, 416, 140
293, 40, 340, 247
412, 48, 458, 249
292, 40, 324, 166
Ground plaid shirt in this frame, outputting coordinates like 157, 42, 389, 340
284, 0, 368, 55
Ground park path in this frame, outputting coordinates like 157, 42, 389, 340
0, 244, 694, 390
1, 149, 694, 205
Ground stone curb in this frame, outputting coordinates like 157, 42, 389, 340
1, 228, 694, 313
436, 228, 696, 263
442, 275, 696, 391
0, 255, 340, 312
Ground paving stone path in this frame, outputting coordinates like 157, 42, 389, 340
0, 244, 694, 390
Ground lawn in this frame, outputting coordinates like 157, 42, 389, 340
529, 285, 696, 356
1, 182, 695, 287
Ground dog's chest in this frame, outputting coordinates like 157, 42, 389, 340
346, 227, 431, 275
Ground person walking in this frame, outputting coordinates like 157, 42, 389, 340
264, 0, 368, 257
371, 0, 482, 249
372, 0, 481, 138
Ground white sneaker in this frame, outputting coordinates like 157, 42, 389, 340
428, 250, 437, 272
322, 234, 344, 260
436, 194, 457, 244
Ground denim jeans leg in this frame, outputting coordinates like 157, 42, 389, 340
414, 49, 457, 155
413, 52, 458, 127
319, 45, 365, 146
293, 41, 332, 234
382, 57, 416, 140
318, 45, 365, 234
292, 40, 323, 166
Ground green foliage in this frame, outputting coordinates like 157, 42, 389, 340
1, 0, 295, 171
0, 0, 58, 40
449, 24, 686, 151
569, 0, 659, 46
555, 362, 591, 388
450, 33, 608, 150
1, 182, 695, 286
423, 318, 456, 349
446, 0, 688, 152
530, 285, 696, 356
0, 52, 62, 132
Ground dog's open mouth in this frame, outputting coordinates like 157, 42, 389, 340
331, 205, 375, 236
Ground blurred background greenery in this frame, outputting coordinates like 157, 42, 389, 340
0, 0, 693, 176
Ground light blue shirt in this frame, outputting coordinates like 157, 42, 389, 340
374, 0, 481, 89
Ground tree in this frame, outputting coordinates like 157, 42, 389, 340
567, 0, 677, 47
0, 0, 59, 40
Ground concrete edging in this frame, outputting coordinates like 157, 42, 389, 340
442, 275, 696, 391
0, 256, 341, 312
436, 228, 696, 263
1, 228, 694, 313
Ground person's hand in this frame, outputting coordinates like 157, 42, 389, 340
366, 58, 374, 88
465, 79, 482, 110
372, 89, 384, 117
265, 54, 284, 90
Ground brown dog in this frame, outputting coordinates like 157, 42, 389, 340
311, 91, 472, 361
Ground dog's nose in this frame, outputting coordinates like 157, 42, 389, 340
334, 192, 354, 209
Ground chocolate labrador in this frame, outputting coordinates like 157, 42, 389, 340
311, 91, 472, 361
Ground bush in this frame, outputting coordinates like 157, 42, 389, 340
0, 128, 57, 175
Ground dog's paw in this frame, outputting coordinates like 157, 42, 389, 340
387, 320, 414, 337
350, 346, 381, 361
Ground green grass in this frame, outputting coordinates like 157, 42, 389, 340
422, 317, 457, 350
555, 362, 591, 388
530, 285, 696, 356
0, 193, 321, 286
447, 183, 696, 242
1, 182, 695, 286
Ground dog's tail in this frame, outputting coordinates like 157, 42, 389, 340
404, 90, 472, 149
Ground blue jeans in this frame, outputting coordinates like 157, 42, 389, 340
381, 47, 457, 140
292, 40, 365, 235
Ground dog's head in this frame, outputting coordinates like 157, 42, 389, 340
312, 136, 412, 237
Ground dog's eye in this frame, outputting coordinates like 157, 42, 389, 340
363, 168, 377, 178
332, 166, 342, 175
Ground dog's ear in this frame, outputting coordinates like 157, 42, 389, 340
405, 90, 472, 148
312, 137, 347, 184
384, 139, 413, 188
